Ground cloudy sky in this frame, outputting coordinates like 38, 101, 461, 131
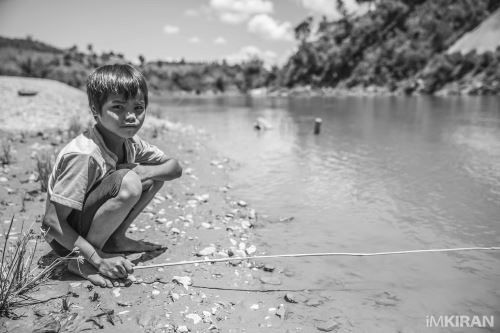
0, 0, 364, 65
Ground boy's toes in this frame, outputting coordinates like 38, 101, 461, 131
91, 277, 107, 288
103, 278, 114, 288
121, 278, 133, 287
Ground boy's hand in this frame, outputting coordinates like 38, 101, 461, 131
97, 255, 134, 279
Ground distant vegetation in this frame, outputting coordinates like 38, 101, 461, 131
283, 0, 500, 94
1, 0, 500, 95
0, 36, 272, 94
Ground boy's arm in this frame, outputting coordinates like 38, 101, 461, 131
44, 200, 101, 265
119, 156, 182, 182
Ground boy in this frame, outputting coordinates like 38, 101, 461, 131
42, 64, 182, 288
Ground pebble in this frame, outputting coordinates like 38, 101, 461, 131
263, 264, 275, 272
172, 276, 192, 289
259, 276, 282, 285
284, 293, 307, 304
276, 304, 286, 319
241, 220, 252, 229
177, 325, 189, 332
229, 259, 242, 266
155, 217, 168, 223
112, 288, 121, 297
186, 313, 202, 325
117, 301, 132, 307
201, 222, 212, 229
316, 320, 340, 332
171, 228, 181, 234
250, 304, 259, 310
237, 200, 247, 207
246, 245, 256, 255
0, 177, 7, 182
152, 289, 161, 297
196, 246, 216, 256
305, 298, 323, 307
196, 194, 210, 202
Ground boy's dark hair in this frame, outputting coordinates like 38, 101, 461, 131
86, 64, 148, 115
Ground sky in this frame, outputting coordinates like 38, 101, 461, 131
0, 0, 365, 65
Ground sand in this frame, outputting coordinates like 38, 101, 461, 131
0, 77, 342, 332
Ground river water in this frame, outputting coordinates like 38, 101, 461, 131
152, 95, 500, 332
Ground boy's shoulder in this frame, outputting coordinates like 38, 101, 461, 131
57, 129, 102, 161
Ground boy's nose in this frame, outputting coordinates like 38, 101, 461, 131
125, 111, 136, 122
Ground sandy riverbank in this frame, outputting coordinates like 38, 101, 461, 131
0, 77, 344, 333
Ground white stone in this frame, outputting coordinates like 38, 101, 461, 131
197, 246, 216, 256
186, 313, 202, 325
172, 276, 192, 290
112, 288, 121, 297
246, 245, 257, 255
177, 325, 189, 332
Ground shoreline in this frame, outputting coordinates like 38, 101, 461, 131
0, 76, 337, 332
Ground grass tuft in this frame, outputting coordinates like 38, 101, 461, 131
35, 151, 54, 193
0, 216, 78, 318
0, 139, 14, 166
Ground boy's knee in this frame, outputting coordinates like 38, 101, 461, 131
117, 171, 142, 202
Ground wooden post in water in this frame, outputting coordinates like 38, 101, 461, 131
314, 118, 322, 135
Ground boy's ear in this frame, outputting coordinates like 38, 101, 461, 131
90, 105, 98, 117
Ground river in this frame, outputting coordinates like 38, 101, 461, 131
152, 95, 500, 332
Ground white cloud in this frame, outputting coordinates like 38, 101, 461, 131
224, 45, 278, 66
214, 37, 227, 44
247, 14, 293, 41
219, 12, 249, 24
210, 0, 273, 24
297, 0, 369, 19
188, 36, 200, 43
163, 25, 180, 34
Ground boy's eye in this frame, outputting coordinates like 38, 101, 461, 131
112, 105, 124, 110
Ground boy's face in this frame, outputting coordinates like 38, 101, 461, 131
95, 93, 146, 139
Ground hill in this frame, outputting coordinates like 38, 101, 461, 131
448, 7, 500, 54
0, 36, 272, 94
280, 0, 500, 95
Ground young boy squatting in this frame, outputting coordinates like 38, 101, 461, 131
42, 64, 182, 287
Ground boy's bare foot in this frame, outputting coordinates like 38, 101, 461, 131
68, 260, 130, 288
103, 235, 163, 253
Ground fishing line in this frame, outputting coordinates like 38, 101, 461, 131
134, 246, 500, 270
